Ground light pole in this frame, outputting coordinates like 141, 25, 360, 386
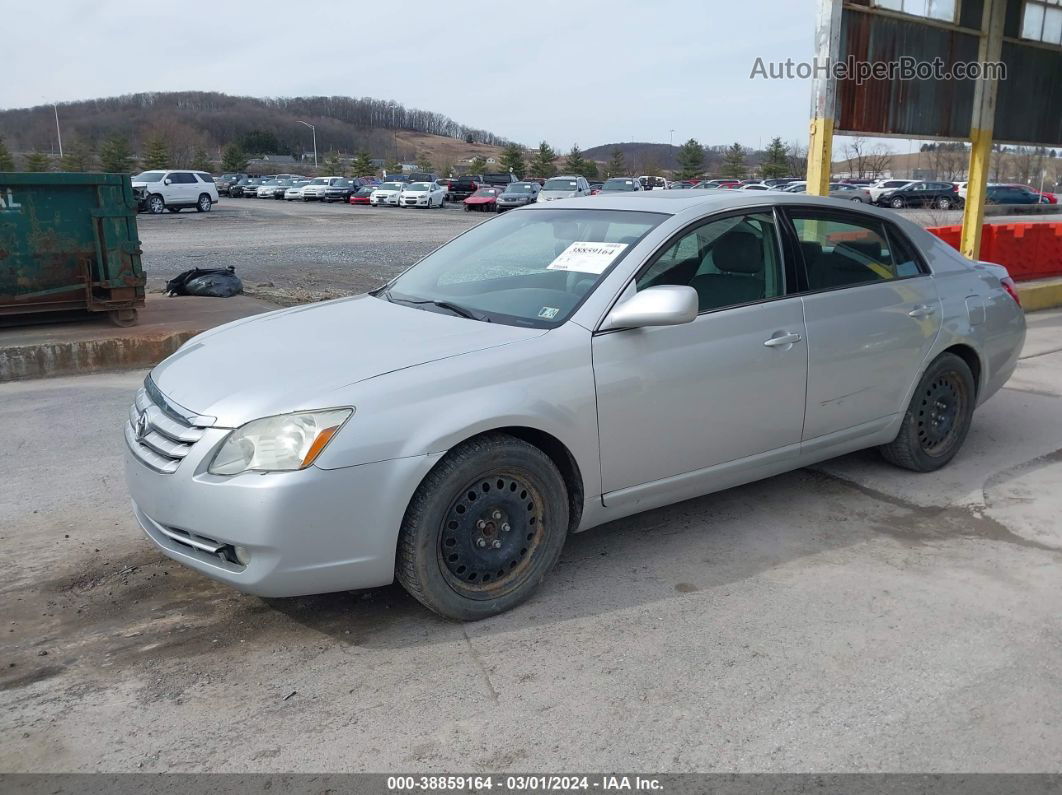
669, 129, 675, 147
297, 121, 317, 168
42, 98, 63, 158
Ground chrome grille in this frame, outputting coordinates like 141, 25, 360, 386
125, 386, 206, 473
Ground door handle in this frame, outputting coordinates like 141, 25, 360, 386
763, 332, 802, 348
908, 304, 937, 318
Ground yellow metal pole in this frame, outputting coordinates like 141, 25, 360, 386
960, 129, 992, 259
807, 117, 834, 197
959, 0, 1005, 260
806, 0, 842, 197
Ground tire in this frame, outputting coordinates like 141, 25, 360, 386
937, 197, 952, 210
147, 194, 166, 214
395, 432, 569, 621
880, 352, 976, 472
890, 197, 905, 209
196, 194, 212, 212
850, 197, 863, 202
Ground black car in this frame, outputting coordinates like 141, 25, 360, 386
447, 175, 482, 202
324, 179, 358, 202
495, 181, 541, 211
216, 173, 247, 196
481, 172, 519, 188
231, 177, 264, 198
876, 181, 962, 210
986, 185, 1047, 205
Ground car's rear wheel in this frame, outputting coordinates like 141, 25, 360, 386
880, 352, 975, 472
147, 194, 166, 214
395, 433, 569, 621
196, 194, 212, 212
937, 197, 952, 210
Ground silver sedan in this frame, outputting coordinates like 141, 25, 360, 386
124, 191, 1025, 620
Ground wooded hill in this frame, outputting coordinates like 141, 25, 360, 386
0, 91, 511, 165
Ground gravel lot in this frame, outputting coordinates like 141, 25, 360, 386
2, 308, 1061, 774
137, 198, 1062, 307
137, 198, 485, 304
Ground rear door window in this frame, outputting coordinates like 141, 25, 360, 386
788, 210, 916, 290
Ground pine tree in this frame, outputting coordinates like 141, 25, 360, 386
99, 135, 134, 173
675, 138, 706, 180
467, 155, 487, 174
721, 142, 748, 178
25, 150, 51, 172
59, 138, 95, 172
606, 148, 626, 177
220, 144, 247, 172
0, 135, 16, 171
384, 158, 402, 176
322, 150, 344, 176
499, 143, 525, 178
564, 144, 589, 176
529, 142, 558, 178
350, 151, 374, 177
191, 147, 214, 172
350, 151, 375, 177
142, 135, 169, 170
760, 137, 790, 179
415, 152, 434, 172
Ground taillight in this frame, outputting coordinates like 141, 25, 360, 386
1000, 276, 1021, 306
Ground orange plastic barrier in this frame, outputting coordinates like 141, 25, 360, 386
926, 222, 1062, 281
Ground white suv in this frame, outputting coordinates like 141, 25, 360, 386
132, 170, 219, 214
300, 176, 346, 201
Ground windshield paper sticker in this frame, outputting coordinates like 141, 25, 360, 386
538, 306, 560, 319
546, 242, 628, 274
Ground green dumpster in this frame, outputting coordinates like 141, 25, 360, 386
0, 172, 145, 326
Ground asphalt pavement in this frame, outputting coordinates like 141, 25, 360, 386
1, 311, 1060, 774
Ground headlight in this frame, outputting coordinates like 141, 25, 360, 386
209, 408, 353, 475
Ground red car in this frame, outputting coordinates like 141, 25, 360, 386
349, 186, 375, 206
463, 187, 500, 212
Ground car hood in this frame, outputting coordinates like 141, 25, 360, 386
150, 294, 546, 427
539, 191, 576, 200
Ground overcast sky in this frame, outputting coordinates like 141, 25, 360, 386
6, 0, 824, 150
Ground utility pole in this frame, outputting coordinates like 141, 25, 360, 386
53, 103, 63, 158
297, 121, 317, 168
669, 129, 675, 147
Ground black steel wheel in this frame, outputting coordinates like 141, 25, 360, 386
396, 433, 569, 620
880, 352, 975, 472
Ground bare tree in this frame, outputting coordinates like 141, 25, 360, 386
844, 137, 869, 178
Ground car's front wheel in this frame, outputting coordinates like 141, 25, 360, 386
396, 433, 570, 621
890, 197, 905, 209
880, 352, 975, 472
197, 194, 212, 212
937, 197, 953, 210
147, 194, 166, 214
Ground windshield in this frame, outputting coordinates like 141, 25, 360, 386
133, 171, 165, 182
377, 182, 403, 191
379, 208, 665, 328
308, 178, 328, 185
405, 182, 432, 191
603, 179, 637, 191
544, 179, 578, 191
504, 184, 534, 193
472, 188, 498, 197
355, 187, 375, 196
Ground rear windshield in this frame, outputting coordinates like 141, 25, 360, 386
603, 179, 637, 190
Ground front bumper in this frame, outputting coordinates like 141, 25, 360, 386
125, 438, 440, 597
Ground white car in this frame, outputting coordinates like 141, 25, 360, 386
255, 180, 283, 198
300, 177, 345, 201
133, 170, 219, 214
538, 175, 591, 202
371, 182, 405, 207
740, 183, 771, 190
284, 179, 312, 200
398, 181, 447, 208
868, 179, 917, 202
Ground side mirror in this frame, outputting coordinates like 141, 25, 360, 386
601, 285, 699, 331
164, 178, 172, 185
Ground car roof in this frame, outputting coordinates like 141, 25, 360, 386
522, 189, 913, 218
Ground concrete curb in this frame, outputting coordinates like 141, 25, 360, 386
0, 295, 276, 382
0, 329, 199, 382
1017, 277, 1062, 313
